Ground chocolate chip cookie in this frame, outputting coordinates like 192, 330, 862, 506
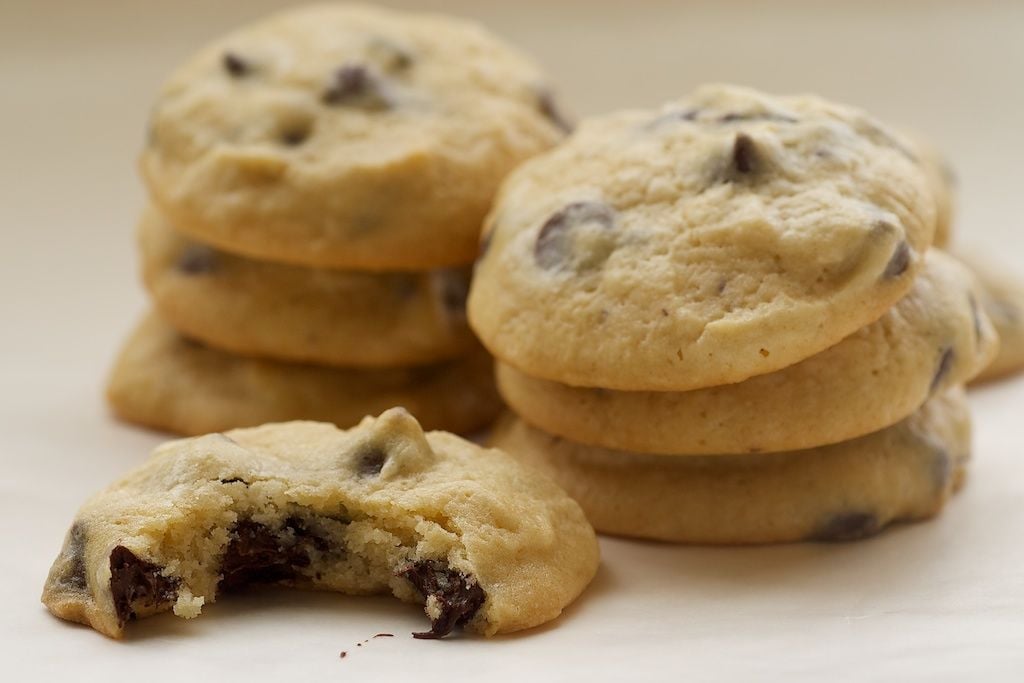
141, 4, 567, 270
469, 84, 936, 391
106, 314, 501, 436
957, 250, 1024, 383
496, 251, 996, 454
490, 389, 970, 544
42, 408, 599, 638
139, 207, 476, 367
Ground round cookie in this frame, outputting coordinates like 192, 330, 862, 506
469, 84, 937, 391
490, 389, 970, 545
957, 251, 1024, 383
497, 251, 997, 454
106, 313, 502, 436
911, 135, 957, 248
139, 207, 476, 368
141, 4, 568, 270
42, 408, 599, 638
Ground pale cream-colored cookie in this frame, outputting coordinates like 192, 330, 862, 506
490, 389, 970, 544
42, 409, 599, 638
141, 3, 567, 270
469, 84, 936, 391
912, 135, 956, 248
957, 251, 1024, 383
497, 251, 996, 454
139, 207, 476, 367
106, 314, 501, 436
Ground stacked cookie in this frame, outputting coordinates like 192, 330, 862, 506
475, 85, 999, 544
107, 4, 569, 435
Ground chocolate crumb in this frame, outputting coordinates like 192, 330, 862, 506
339, 651, 347, 659
222, 52, 249, 78
219, 477, 249, 485
398, 560, 486, 639
109, 546, 180, 627
374, 633, 394, 638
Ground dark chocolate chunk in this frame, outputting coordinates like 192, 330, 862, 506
435, 269, 470, 317
354, 445, 388, 477
109, 546, 180, 626
57, 523, 89, 591
398, 559, 486, 639
536, 88, 574, 134
717, 111, 798, 124
280, 125, 310, 147
216, 520, 307, 589
930, 346, 955, 393
730, 132, 761, 175
222, 52, 250, 78
811, 512, 881, 542
177, 243, 219, 275
882, 241, 911, 279
534, 201, 616, 271
322, 63, 392, 110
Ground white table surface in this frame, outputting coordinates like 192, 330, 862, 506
2, 1, 1023, 680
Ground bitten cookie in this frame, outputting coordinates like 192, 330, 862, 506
42, 409, 599, 638
470, 84, 936, 391
106, 314, 501, 436
490, 389, 970, 544
497, 251, 997, 454
141, 3, 568, 270
957, 251, 1024, 383
139, 207, 476, 367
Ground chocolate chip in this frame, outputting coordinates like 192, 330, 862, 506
811, 512, 881, 542
882, 241, 911, 279
930, 346, 955, 393
537, 88, 574, 133
355, 445, 388, 477
398, 560, 486, 639
57, 523, 88, 591
177, 244, 218, 275
222, 52, 249, 78
109, 546, 180, 627
730, 133, 761, 175
219, 477, 248, 485
367, 37, 414, 71
717, 111, 798, 124
476, 229, 493, 262
969, 294, 984, 343
322, 63, 392, 110
218, 518, 331, 592
434, 269, 470, 317
280, 126, 310, 147
534, 201, 617, 271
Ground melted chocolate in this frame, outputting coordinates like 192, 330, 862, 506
109, 546, 180, 626
218, 518, 330, 592
398, 559, 486, 639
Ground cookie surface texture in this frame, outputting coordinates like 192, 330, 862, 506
490, 389, 970, 544
469, 83, 936, 390
141, 3, 567, 269
106, 314, 501, 436
42, 409, 599, 638
497, 251, 996, 454
139, 207, 476, 367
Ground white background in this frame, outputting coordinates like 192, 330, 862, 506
1, 1, 1022, 680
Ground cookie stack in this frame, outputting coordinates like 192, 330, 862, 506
476, 85, 999, 544
107, 4, 569, 435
